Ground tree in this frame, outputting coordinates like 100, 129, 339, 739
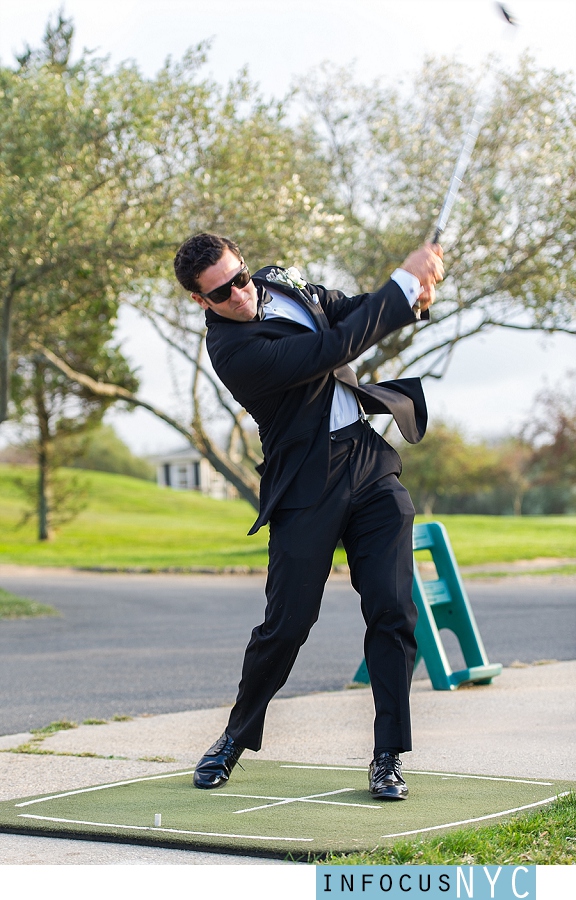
0, 13, 224, 426
298, 55, 576, 383
395, 421, 499, 515
1, 15, 341, 512
11, 309, 138, 539
521, 371, 576, 510
1, 12, 172, 533
492, 437, 535, 516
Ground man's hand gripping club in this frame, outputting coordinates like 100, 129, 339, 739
400, 243, 444, 313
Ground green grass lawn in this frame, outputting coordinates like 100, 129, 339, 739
0, 464, 269, 569
1, 464, 575, 570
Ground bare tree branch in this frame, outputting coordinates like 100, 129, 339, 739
128, 303, 263, 467
32, 342, 261, 509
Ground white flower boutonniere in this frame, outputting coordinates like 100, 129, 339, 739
266, 266, 307, 291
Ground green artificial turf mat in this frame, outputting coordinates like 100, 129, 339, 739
0, 762, 572, 859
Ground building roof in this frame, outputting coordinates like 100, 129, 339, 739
148, 446, 202, 464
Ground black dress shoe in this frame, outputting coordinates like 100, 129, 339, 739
193, 732, 244, 789
369, 751, 408, 801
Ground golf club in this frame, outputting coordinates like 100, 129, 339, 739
415, 3, 518, 320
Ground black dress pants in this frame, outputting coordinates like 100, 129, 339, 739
226, 420, 418, 753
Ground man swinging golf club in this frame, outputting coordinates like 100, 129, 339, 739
174, 234, 443, 800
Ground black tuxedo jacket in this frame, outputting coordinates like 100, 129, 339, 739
204, 268, 427, 534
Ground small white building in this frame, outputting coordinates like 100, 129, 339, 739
150, 447, 236, 500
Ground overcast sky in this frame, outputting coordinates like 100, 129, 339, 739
1, 0, 575, 453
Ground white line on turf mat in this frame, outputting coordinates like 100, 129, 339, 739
214, 788, 382, 813
379, 792, 570, 839
280, 765, 552, 786
15, 770, 197, 808
230, 788, 352, 812
281, 765, 364, 772
18, 814, 313, 842
404, 770, 553, 786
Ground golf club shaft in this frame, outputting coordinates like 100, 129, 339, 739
432, 5, 517, 243
415, 4, 517, 320
431, 94, 488, 244
414, 93, 486, 322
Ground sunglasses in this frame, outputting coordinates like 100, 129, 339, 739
200, 264, 252, 304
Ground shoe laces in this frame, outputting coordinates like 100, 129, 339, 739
374, 752, 402, 778
208, 733, 230, 755
208, 732, 245, 769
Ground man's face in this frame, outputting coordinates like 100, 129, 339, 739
192, 248, 258, 322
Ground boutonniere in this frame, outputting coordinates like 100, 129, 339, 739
266, 266, 307, 291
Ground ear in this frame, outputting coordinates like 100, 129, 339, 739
191, 292, 209, 310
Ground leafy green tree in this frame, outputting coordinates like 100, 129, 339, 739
12, 320, 137, 539
1, 14, 339, 511
0, 13, 166, 535
0, 12, 216, 426
397, 421, 500, 515
492, 437, 535, 516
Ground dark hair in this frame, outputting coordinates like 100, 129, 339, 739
173, 233, 242, 293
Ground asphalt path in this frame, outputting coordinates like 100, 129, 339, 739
0, 570, 574, 736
